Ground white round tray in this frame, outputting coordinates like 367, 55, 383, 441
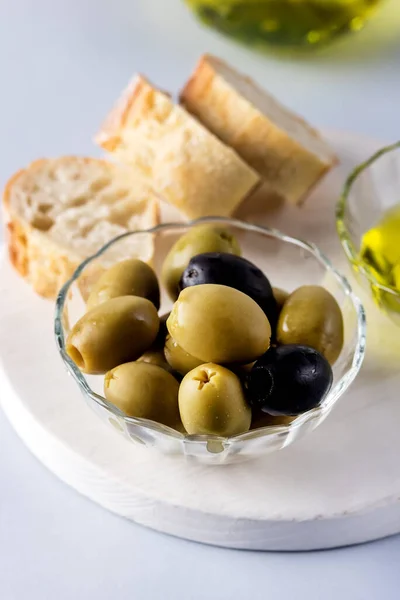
1, 131, 400, 551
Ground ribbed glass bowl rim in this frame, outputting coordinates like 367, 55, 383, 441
54, 216, 366, 445
336, 141, 400, 298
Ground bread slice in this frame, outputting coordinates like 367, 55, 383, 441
95, 75, 260, 219
180, 54, 337, 206
3, 157, 160, 298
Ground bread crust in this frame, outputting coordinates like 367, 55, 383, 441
181, 54, 337, 206
96, 75, 261, 219
2, 156, 160, 299
96, 76, 150, 152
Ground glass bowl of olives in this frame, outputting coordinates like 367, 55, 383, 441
337, 141, 400, 324
55, 217, 366, 465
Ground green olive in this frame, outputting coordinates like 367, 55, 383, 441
137, 348, 175, 374
178, 363, 251, 436
161, 225, 241, 301
272, 287, 290, 313
87, 258, 160, 310
66, 296, 159, 374
277, 285, 344, 365
104, 362, 181, 429
164, 335, 203, 376
167, 284, 271, 364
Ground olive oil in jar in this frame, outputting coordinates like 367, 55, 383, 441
185, 0, 384, 48
360, 205, 400, 295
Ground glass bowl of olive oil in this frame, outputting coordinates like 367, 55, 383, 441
337, 142, 400, 324
184, 0, 384, 49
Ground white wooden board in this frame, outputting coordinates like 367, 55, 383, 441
1, 131, 400, 551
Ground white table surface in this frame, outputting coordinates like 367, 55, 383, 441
1, 1, 400, 598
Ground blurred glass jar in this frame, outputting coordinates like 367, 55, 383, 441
184, 0, 384, 49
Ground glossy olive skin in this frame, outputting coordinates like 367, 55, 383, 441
66, 296, 159, 374
161, 225, 241, 301
87, 259, 160, 310
178, 363, 251, 436
104, 362, 181, 429
164, 335, 203, 376
167, 284, 271, 364
180, 252, 277, 326
138, 348, 175, 374
277, 285, 344, 365
247, 345, 333, 416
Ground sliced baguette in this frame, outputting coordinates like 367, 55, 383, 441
181, 54, 337, 206
3, 157, 160, 299
96, 75, 260, 219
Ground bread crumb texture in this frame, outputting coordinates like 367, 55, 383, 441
3, 157, 160, 298
96, 76, 260, 219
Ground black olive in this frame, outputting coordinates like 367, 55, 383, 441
179, 252, 278, 327
246, 345, 333, 416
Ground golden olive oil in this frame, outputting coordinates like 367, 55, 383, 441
185, 0, 384, 48
360, 205, 400, 298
